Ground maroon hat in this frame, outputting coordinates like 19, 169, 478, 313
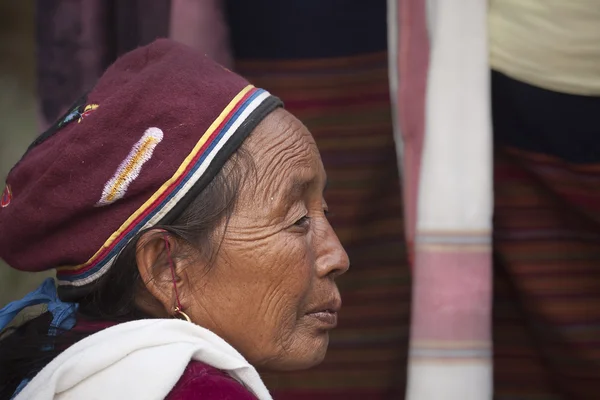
0, 39, 281, 300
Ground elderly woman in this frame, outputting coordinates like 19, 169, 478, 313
0, 39, 349, 400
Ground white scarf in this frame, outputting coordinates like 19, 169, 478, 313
15, 319, 272, 400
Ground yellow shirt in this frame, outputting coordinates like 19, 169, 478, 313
489, 0, 600, 96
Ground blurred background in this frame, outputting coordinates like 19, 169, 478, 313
0, 2, 48, 306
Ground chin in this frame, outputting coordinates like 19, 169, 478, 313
274, 353, 327, 371
303, 347, 328, 368
257, 332, 330, 372
273, 334, 330, 371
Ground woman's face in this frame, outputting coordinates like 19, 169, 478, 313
186, 109, 349, 370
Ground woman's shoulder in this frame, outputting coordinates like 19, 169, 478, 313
166, 361, 257, 400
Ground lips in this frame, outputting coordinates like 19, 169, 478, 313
307, 298, 341, 314
307, 310, 338, 327
305, 297, 342, 328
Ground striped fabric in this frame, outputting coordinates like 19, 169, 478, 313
236, 53, 410, 399
494, 147, 600, 399
56, 86, 273, 287
394, 0, 494, 399
388, 0, 428, 266
397, 1, 600, 397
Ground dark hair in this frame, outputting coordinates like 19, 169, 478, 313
0, 147, 254, 399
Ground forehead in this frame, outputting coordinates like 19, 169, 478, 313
243, 109, 323, 194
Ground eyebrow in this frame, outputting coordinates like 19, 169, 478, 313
288, 178, 312, 200
286, 175, 328, 201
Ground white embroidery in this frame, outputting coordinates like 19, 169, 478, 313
97, 127, 164, 206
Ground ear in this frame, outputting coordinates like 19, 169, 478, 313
135, 230, 192, 316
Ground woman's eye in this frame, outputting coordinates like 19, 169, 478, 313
293, 216, 311, 227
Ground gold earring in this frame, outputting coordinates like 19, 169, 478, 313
173, 306, 191, 322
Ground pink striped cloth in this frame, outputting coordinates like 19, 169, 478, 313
389, 0, 494, 399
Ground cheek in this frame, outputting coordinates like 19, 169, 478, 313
224, 235, 315, 354
256, 235, 314, 323
208, 233, 313, 314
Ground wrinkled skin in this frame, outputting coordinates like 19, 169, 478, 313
138, 108, 350, 370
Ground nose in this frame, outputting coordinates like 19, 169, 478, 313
316, 220, 350, 279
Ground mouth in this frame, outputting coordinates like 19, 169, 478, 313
305, 298, 341, 328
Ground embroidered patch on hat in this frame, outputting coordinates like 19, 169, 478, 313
22, 95, 91, 160
78, 104, 99, 123
58, 106, 82, 128
58, 102, 98, 128
97, 127, 164, 206
1, 184, 12, 208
